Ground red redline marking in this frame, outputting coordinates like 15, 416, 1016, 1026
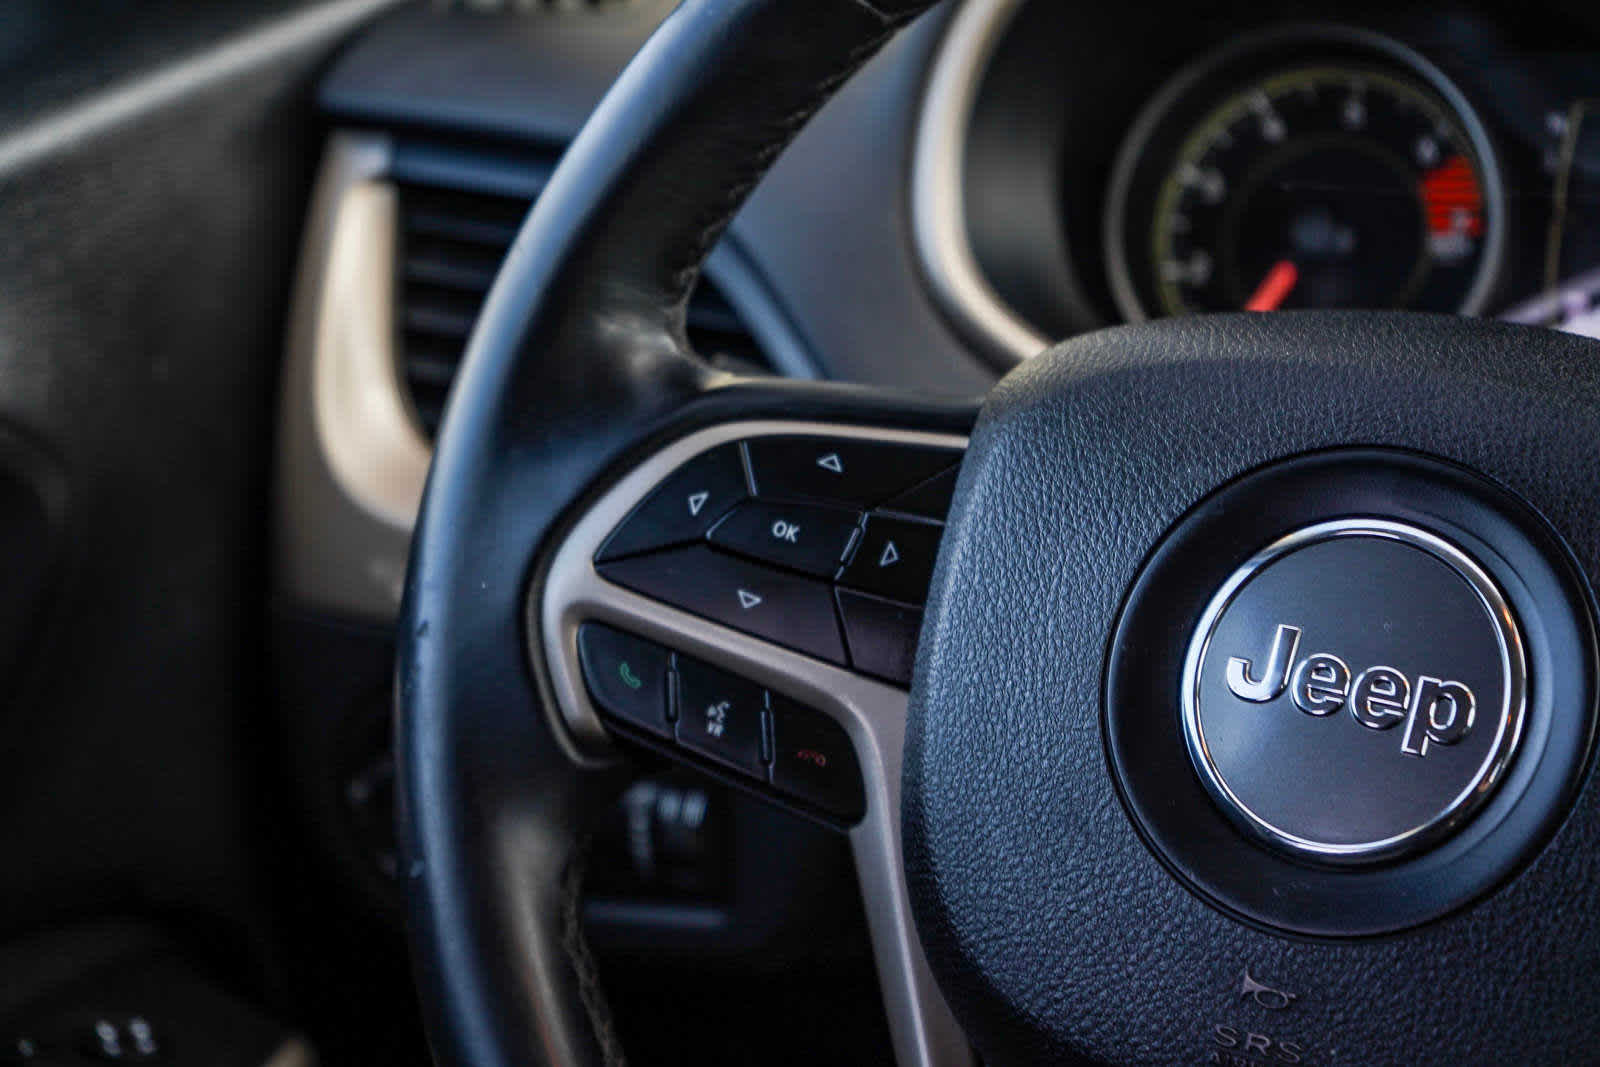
1420, 154, 1483, 237
1245, 259, 1299, 312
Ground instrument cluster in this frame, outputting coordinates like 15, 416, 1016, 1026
1104, 29, 1504, 321
922, 1, 1600, 361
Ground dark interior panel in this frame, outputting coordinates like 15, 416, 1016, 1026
0, 0, 398, 1030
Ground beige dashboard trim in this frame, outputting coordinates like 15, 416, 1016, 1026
311, 179, 431, 529
277, 132, 420, 621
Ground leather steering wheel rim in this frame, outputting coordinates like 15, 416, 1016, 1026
396, 4, 943, 1065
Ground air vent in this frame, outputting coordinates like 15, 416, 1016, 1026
396, 178, 771, 438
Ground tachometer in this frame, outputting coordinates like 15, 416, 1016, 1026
1106, 30, 1506, 321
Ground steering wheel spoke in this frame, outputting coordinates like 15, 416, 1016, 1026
534, 405, 975, 1067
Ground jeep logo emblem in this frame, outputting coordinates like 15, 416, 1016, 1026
1226, 623, 1476, 757
1181, 518, 1527, 864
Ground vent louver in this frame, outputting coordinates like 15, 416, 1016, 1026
396, 176, 769, 438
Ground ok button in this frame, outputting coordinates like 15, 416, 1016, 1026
708, 499, 862, 578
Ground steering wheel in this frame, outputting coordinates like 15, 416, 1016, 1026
395, 2, 1600, 1065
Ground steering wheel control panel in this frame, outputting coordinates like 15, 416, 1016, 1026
578, 622, 866, 822
594, 436, 962, 686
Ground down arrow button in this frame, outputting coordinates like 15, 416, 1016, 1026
599, 545, 846, 665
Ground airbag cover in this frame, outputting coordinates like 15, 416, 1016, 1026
903, 312, 1600, 1066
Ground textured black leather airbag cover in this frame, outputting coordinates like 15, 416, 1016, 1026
904, 312, 1600, 1066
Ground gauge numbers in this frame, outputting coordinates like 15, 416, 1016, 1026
1107, 32, 1506, 323
1153, 67, 1493, 315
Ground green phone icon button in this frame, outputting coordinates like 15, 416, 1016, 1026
618, 661, 643, 691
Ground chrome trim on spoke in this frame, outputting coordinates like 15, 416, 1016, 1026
537, 419, 972, 1067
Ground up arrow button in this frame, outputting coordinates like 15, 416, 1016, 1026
745, 436, 960, 509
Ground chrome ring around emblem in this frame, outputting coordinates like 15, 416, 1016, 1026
1181, 518, 1529, 864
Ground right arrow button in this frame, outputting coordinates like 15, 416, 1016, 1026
840, 513, 944, 605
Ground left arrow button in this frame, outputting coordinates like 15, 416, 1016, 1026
597, 443, 750, 563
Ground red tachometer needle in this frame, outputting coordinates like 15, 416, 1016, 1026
1245, 259, 1299, 312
